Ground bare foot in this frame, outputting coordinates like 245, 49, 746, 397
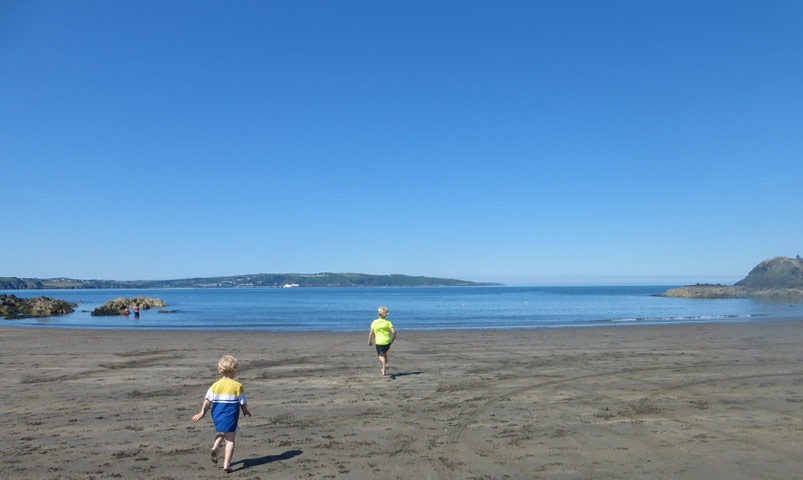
210, 448, 218, 464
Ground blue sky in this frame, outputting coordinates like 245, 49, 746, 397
2, 1, 801, 285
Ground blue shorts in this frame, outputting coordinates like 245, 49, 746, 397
375, 343, 391, 355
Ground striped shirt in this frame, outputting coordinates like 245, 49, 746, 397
205, 377, 246, 432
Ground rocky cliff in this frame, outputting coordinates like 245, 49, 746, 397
659, 256, 803, 300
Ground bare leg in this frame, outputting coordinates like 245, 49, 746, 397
379, 353, 388, 376
222, 432, 236, 471
210, 433, 224, 463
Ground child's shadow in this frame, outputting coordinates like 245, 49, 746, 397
389, 371, 423, 380
231, 449, 302, 471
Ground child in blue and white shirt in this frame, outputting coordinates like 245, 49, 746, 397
192, 355, 251, 472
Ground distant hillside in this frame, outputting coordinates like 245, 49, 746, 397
0, 273, 498, 290
659, 256, 803, 300
734, 256, 803, 288
0, 277, 44, 289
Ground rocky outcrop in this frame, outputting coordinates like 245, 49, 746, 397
91, 297, 168, 316
659, 284, 749, 299
659, 256, 803, 300
735, 256, 803, 288
0, 294, 77, 319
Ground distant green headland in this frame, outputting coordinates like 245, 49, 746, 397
0, 273, 499, 290
659, 256, 803, 301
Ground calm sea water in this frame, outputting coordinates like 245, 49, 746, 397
2, 286, 802, 332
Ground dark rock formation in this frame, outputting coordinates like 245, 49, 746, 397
91, 297, 168, 316
659, 256, 803, 300
659, 284, 749, 299
0, 294, 77, 319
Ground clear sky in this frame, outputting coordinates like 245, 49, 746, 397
2, 1, 801, 285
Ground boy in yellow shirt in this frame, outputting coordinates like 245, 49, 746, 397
368, 306, 397, 376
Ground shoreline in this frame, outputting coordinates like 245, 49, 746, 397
1, 312, 800, 334
3, 320, 802, 479
7, 285, 801, 332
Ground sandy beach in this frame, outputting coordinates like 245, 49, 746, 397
2, 321, 801, 479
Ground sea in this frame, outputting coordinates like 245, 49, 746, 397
3, 286, 802, 332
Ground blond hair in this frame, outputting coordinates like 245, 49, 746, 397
377, 306, 389, 317
217, 355, 238, 377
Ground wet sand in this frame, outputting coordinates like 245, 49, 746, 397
2, 320, 802, 479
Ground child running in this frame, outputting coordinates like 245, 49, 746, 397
192, 355, 252, 473
368, 306, 397, 376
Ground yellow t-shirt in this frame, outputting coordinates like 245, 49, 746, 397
371, 318, 394, 345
